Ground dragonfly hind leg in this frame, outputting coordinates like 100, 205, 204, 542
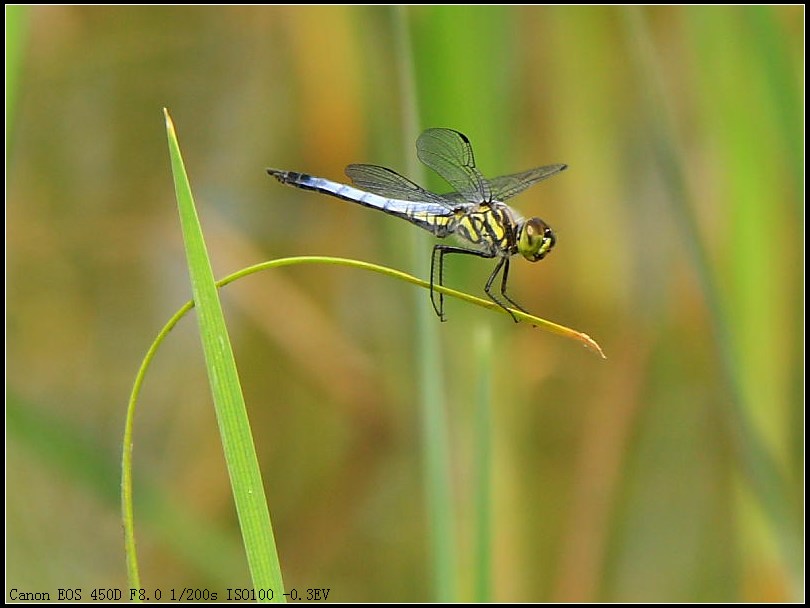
431, 245, 496, 322
430, 245, 446, 321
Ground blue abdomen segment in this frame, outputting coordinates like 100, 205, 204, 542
267, 169, 454, 236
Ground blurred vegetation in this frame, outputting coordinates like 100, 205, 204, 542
6, 6, 803, 602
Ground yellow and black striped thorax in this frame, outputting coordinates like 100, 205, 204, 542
415, 201, 519, 257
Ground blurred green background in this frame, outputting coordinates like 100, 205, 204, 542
6, 6, 803, 602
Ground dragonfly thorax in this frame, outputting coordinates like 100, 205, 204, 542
517, 217, 556, 262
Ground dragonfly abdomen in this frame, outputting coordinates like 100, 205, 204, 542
267, 168, 455, 237
268, 170, 391, 208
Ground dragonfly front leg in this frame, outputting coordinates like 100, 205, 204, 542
484, 257, 528, 323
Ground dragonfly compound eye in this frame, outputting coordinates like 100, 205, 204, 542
518, 217, 555, 262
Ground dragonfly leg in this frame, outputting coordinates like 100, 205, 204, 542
431, 245, 495, 322
484, 257, 526, 323
498, 257, 531, 321
430, 245, 446, 321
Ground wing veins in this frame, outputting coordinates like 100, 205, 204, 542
487, 164, 568, 201
416, 128, 491, 204
345, 163, 459, 210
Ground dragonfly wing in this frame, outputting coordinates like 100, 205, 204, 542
345, 164, 458, 209
487, 164, 568, 202
435, 192, 468, 206
416, 128, 491, 205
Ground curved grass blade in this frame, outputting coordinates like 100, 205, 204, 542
121, 253, 604, 591
219, 257, 605, 359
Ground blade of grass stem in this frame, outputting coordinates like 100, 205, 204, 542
122, 110, 284, 600
163, 109, 284, 599
473, 327, 493, 602
393, 7, 457, 601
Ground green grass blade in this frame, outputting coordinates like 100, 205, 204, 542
122, 303, 194, 591
473, 327, 493, 602
404, 8, 517, 600
151, 109, 283, 598
393, 7, 457, 602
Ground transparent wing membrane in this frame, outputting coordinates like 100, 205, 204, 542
345, 164, 457, 209
487, 164, 568, 202
416, 128, 491, 204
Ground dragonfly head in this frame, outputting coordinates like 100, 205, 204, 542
518, 217, 556, 262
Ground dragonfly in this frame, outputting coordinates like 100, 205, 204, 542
267, 128, 566, 322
